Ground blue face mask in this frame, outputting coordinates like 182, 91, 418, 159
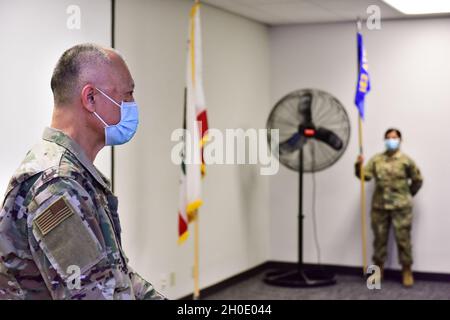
385, 138, 400, 151
93, 87, 139, 146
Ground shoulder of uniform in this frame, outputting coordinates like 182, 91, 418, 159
26, 146, 96, 204
397, 151, 414, 162
371, 153, 385, 162
13, 140, 65, 178
27, 174, 92, 214
4, 141, 66, 197
15, 139, 88, 180
375, 152, 384, 158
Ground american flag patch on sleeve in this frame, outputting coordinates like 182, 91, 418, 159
34, 196, 74, 236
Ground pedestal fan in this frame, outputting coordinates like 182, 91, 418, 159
265, 88, 351, 287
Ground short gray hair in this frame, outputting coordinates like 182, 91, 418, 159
50, 43, 113, 105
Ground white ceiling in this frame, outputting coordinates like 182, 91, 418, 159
202, 0, 449, 25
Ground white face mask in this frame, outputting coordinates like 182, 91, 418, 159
93, 87, 139, 146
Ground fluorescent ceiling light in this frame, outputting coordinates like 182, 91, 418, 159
382, 0, 450, 14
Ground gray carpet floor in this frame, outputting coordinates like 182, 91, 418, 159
204, 271, 450, 300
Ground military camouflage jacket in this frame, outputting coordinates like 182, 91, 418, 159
0, 127, 165, 300
355, 150, 423, 210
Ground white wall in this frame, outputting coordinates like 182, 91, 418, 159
270, 18, 450, 273
115, 0, 271, 299
0, 0, 112, 197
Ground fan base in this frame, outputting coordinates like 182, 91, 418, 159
263, 267, 336, 288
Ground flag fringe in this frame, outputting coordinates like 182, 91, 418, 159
178, 230, 189, 245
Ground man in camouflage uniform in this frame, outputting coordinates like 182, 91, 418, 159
0, 44, 165, 299
355, 128, 423, 287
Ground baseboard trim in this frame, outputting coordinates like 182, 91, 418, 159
179, 261, 450, 300
179, 262, 269, 300
266, 261, 450, 281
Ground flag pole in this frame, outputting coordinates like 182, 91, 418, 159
193, 0, 201, 301
359, 118, 368, 275
193, 210, 200, 299
356, 17, 368, 275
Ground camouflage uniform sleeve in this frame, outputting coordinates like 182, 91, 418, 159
27, 177, 120, 300
128, 268, 167, 300
407, 158, 423, 196
0, 175, 53, 300
355, 156, 375, 181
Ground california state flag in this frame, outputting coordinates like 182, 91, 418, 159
178, 1, 208, 244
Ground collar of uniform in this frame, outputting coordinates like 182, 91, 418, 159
42, 127, 111, 191
384, 150, 402, 159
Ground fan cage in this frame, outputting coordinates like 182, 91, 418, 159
267, 88, 351, 172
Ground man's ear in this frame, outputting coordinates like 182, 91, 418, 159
81, 84, 96, 112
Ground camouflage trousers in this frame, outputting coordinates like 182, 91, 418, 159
371, 207, 413, 266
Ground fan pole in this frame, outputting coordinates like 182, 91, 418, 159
298, 149, 304, 271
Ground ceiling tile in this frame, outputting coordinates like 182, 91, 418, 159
202, 0, 448, 25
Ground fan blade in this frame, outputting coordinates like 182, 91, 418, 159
298, 92, 313, 124
314, 127, 343, 151
279, 132, 306, 154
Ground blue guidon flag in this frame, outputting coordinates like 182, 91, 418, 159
355, 32, 371, 119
